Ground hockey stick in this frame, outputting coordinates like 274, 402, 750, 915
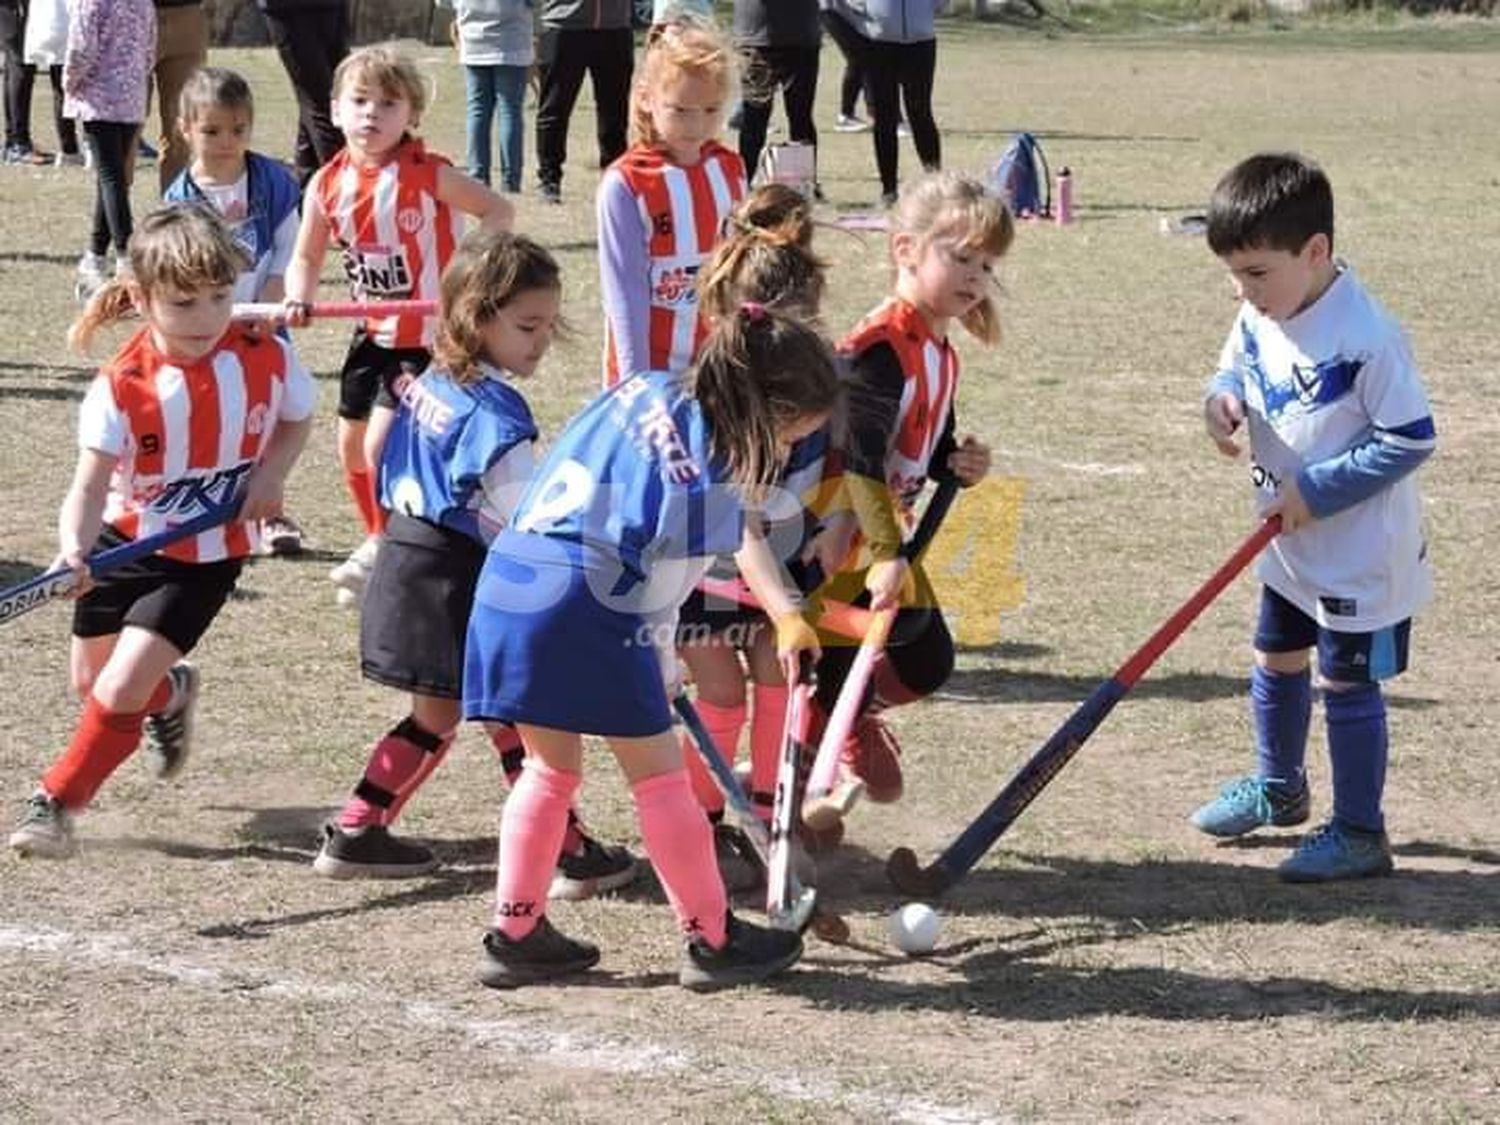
673, 692, 849, 943
765, 657, 816, 926
231, 299, 438, 322
802, 479, 961, 827
0, 498, 244, 627
886, 516, 1281, 897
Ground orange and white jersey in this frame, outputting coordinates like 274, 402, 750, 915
598, 141, 746, 387
840, 297, 959, 510
78, 326, 319, 563
313, 138, 463, 350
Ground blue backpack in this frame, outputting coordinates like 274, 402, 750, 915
986, 132, 1051, 218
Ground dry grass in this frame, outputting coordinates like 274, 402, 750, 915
1, 23, 1497, 1123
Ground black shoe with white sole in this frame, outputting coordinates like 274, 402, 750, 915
679, 911, 803, 992
312, 823, 438, 879
477, 917, 601, 989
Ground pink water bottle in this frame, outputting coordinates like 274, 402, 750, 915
1055, 166, 1074, 226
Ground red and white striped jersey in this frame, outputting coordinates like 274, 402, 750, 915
840, 297, 959, 510
600, 141, 746, 387
78, 326, 318, 563
313, 138, 463, 350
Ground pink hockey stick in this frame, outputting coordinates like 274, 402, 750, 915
231, 299, 437, 322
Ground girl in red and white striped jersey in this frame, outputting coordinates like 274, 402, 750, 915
283, 44, 513, 604
8, 204, 317, 860
597, 14, 746, 389
811, 171, 1014, 827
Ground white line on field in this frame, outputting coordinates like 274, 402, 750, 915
997, 448, 1146, 477
0, 924, 1003, 1125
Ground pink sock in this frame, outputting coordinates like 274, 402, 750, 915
490, 724, 584, 855
338, 717, 451, 829
493, 761, 579, 939
633, 770, 728, 948
681, 698, 745, 815
749, 683, 789, 821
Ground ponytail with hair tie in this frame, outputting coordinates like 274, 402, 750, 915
740, 301, 767, 323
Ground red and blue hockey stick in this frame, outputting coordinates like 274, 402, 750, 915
886, 516, 1280, 898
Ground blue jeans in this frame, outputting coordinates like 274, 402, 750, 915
465, 64, 529, 191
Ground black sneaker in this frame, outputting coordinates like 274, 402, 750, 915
549, 833, 640, 901
311, 822, 438, 879
143, 663, 200, 779
679, 911, 803, 992
538, 181, 562, 205
477, 917, 601, 989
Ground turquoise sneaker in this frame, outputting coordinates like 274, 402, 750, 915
1278, 821, 1394, 883
1190, 775, 1310, 838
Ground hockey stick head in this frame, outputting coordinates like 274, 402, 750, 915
809, 909, 851, 945
768, 885, 818, 934
886, 846, 955, 898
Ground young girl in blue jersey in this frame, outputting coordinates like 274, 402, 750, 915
464, 305, 840, 992
672, 184, 833, 869
1189, 153, 1436, 883
811, 171, 1011, 832
313, 230, 637, 900
163, 66, 306, 556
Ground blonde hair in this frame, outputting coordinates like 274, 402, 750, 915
433, 230, 563, 385
332, 44, 428, 123
630, 15, 735, 150
692, 307, 841, 492
69, 204, 248, 354
698, 183, 827, 323
891, 171, 1015, 345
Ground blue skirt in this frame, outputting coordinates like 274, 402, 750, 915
463, 541, 673, 737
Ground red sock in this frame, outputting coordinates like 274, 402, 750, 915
41, 695, 147, 809
681, 698, 745, 815
493, 762, 579, 939
633, 770, 728, 948
344, 468, 383, 536
339, 717, 452, 829
489, 725, 585, 855
364, 471, 388, 533
748, 683, 789, 821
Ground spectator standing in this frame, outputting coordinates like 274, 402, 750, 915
732, 0, 820, 191
534, 0, 634, 204
442, 0, 536, 193
3, 0, 80, 163
148, 0, 207, 189
256, 0, 349, 187
823, 0, 944, 206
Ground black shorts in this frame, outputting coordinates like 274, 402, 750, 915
360, 512, 487, 699
72, 528, 243, 655
1254, 585, 1412, 683
676, 585, 768, 647
338, 327, 431, 421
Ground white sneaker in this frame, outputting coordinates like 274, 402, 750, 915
329, 535, 380, 600
833, 113, 870, 134
74, 252, 107, 302
54, 150, 86, 168
9, 792, 77, 859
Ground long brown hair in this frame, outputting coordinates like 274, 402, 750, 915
69, 203, 248, 354
691, 306, 840, 491
698, 183, 827, 323
432, 230, 563, 385
890, 171, 1015, 345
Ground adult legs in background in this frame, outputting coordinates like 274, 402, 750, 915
263, 4, 349, 186
586, 27, 633, 169
534, 27, 588, 198
84, 121, 137, 258
862, 38, 904, 200
895, 38, 940, 173
45, 66, 78, 157
151, 2, 209, 190
1, 1, 39, 159
493, 63, 530, 193
464, 64, 499, 185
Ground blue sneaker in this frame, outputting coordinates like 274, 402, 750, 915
1190, 775, 1310, 838
1278, 821, 1393, 883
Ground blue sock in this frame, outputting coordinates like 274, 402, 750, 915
1326, 683, 1387, 834
1251, 665, 1311, 794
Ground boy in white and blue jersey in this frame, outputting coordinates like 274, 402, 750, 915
1189, 153, 1436, 883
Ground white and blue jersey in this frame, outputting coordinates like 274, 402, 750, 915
380, 362, 538, 544
464, 371, 747, 736
163, 152, 301, 304
1210, 264, 1436, 633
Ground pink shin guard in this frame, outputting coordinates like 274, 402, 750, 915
493, 762, 580, 938
338, 718, 452, 830
633, 770, 728, 948
681, 698, 745, 815
748, 683, 790, 809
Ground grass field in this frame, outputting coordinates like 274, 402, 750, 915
2, 18, 1498, 1123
